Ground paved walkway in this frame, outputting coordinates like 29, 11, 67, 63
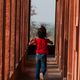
16, 56, 62, 80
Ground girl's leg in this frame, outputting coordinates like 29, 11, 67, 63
36, 56, 41, 80
41, 55, 47, 76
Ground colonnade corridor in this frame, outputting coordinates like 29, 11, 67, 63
0, 0, 80, 80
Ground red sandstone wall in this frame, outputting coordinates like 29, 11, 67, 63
55, 0, 80, 80
0, 0, 29, 80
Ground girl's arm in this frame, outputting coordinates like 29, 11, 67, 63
29, 38, 36, 45
47, 39, 53, 44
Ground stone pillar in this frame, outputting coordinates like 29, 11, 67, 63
78, 22, 80, 80
58, 0, 64, 70
67, 0, 76, 80
9, 0, 16, 78
0, 0, 4, 80
21, 0, 29, 56
78, 3, 80, 80
4, 0, 11, 80
62, 0, 69, 79
72, 0, 79, 80
20, 0, 30, 71
23, 0, 30, 52
21, 0, 30, 67
55, 0, 61, 65
15, 0, 21, 67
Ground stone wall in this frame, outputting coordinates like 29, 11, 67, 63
0, 0, 29, 80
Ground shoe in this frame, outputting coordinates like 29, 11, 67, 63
40, 72, 44, 80
40, 72, 47, 80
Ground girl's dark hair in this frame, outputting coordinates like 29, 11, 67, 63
37, 25, 47, 38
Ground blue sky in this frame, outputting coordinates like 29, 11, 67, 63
31, 0, 56, 24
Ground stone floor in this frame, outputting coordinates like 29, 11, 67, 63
16, 56, 62, 80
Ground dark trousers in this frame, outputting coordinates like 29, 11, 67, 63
36, 54, 47, 80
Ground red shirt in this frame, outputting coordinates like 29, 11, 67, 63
36, 38, 48, 55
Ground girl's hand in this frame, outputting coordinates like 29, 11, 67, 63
47, 39, 53, 44
29, 38, 36, 45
